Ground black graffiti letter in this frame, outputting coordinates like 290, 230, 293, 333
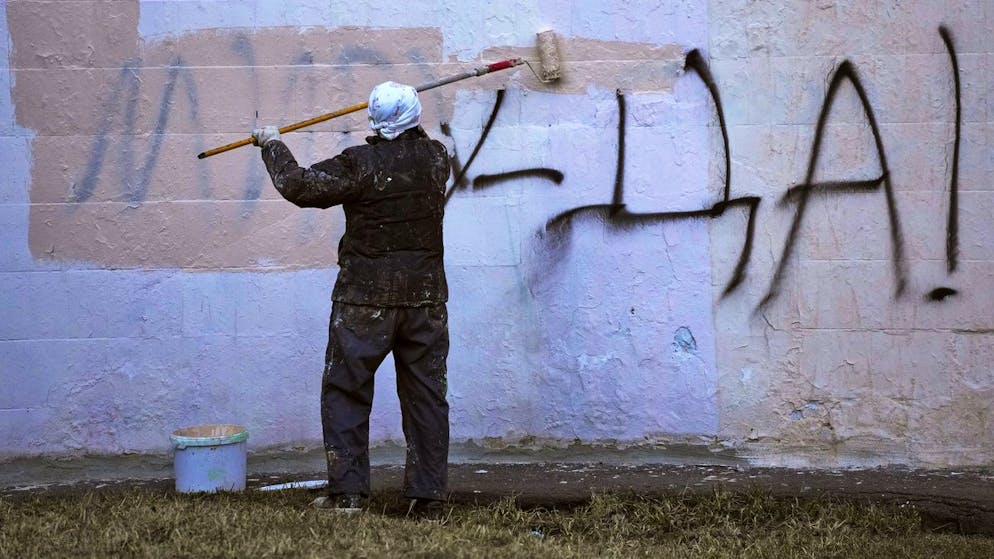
761, 61, 907, 309
684, 49, 758, 295
940, 25, 961, 274
684, 49, 731, 202
444, 89, 505, 200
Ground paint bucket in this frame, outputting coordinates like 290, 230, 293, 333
169, 424, 248, 493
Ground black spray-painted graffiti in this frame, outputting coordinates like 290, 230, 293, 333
440, 88, 563, 204
72, 32, 314, 210
441, 27, 968, 309
72, 58, 205, 205
542, 51, 761, 298
72, 27, 971, 308
938, 25, 961, 288
763, 58, 907, 309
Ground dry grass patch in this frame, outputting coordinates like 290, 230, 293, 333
1, 489, 991, 558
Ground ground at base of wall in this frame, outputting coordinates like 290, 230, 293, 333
3, 462, 992, 536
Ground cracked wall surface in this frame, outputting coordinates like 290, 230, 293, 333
708, 1, 994, 467
1, 0, 991, 469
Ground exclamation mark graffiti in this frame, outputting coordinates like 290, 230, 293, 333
927, 26, 961, 302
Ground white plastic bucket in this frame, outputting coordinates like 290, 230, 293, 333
170, 424, 248, 493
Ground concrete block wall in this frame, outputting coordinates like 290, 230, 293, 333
709, 1, 994, 467
1, 0, 990, 469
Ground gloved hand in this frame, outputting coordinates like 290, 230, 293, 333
252, 125, 281, 147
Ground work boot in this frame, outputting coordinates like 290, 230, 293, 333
311, 493, 363, 514
406, 498, 446, 522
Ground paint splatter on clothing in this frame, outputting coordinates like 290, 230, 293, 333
260, 126, 451, 501
261, 126, 450, 307
321, 302, 449, 501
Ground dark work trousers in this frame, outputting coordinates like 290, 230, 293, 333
321, 301, 449, 501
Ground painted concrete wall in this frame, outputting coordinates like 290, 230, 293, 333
1, 0, 990, 469
708, 1, 994, 468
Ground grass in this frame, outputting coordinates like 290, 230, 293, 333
1, 488, 992, 558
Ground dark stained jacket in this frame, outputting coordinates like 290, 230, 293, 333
261, 127, 450, 306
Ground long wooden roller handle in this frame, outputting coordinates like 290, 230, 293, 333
196, 58, 523, 160
197, 101, 369, 159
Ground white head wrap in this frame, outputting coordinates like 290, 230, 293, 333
367, 81, 422, 140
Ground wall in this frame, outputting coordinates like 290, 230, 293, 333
1, 0, 990, 469
709, 1, 994, 467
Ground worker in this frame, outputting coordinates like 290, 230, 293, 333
252, 81, 451, 519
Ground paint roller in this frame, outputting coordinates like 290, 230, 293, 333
196, 30, 563, 159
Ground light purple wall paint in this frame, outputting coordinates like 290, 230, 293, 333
2, 1, 992, 469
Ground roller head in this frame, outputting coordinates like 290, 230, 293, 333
536, 30, 562, 82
